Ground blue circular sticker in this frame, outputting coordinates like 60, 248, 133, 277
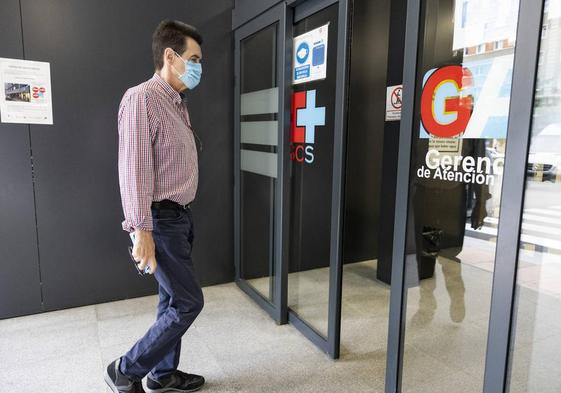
296, 42, 309, 64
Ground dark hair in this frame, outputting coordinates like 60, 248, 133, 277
152, 20, 203, 70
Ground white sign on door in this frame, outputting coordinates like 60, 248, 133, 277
385, 84, 403, 121
292, 23, 329, 85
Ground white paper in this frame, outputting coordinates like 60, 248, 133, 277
292, 23, 329, 85
0, 58, 53, 125
385, 85, 403, 121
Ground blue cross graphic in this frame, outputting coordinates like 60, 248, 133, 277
296, 90, 325, 144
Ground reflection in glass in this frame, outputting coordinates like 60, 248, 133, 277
401, 0, 519, 391
509, 1, 561, 391
239, 24, 278, 302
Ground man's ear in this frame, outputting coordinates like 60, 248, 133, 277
164, 48, 175, 66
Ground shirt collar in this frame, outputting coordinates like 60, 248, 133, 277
152, 73, 183, 105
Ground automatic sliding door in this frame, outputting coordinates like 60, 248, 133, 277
393, 0, 522, 391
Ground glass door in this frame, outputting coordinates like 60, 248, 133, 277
234, 4, 288, 323
285, 0, 349, 358
506, 0, 561, 391
384, 0, 532, 391
234, 0, 350, 357
399, 0, 520, 386
385, 0, 548, 391
288, 2, 338, 342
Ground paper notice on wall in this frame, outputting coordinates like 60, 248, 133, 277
292, 23, 329, 85
0, 58, 53, 125
385, 85, 403, 121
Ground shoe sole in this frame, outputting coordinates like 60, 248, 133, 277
146, 386, 203, 393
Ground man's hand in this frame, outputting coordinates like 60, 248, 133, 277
132, 229, 158, 274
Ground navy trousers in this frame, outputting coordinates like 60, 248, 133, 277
120, 206, 204, 381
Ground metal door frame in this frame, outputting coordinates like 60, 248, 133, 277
483, 0, 544, 391
384, 0, 546, 391
234, 3, 288, 324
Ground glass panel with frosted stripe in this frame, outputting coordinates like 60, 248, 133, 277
239, 22, 278, 302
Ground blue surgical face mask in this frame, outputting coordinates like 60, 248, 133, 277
173, 51, 202, 90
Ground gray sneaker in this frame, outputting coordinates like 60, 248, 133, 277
104, 358, 146, 393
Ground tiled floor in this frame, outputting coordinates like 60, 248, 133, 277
0, 279, 387, 393
2, 235, 561, 392
246, 236, 561, 393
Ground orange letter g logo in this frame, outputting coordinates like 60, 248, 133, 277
420, 65, 474, 138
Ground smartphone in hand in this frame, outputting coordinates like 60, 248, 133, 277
129, 233, 151, 275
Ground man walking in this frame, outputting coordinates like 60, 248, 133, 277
105, 20, 205, 393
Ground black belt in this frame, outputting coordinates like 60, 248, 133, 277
151, 199, 191, 211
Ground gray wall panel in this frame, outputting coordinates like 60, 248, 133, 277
185, 0, 236, 287
13, 0, 234, 312
0, 0, 43, 319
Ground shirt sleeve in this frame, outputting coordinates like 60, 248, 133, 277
118, 91, 157, 232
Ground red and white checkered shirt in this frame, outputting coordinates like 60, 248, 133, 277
118, 73, 198, 232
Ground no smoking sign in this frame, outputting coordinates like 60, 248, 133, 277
386, 84, 403, 121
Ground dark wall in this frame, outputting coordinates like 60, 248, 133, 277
0, 0, 43, 318
342, 0, 391, 263
0, 0, 234, 319
174, 0, 236, 288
